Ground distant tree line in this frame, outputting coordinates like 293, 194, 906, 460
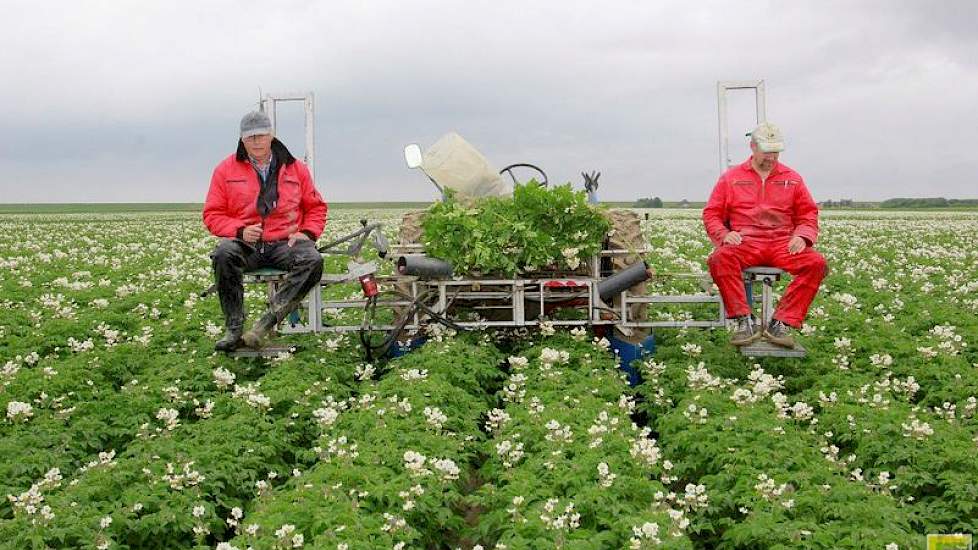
880, 197, 978, 208
633, 197, 663, 208
819, 199, 854, 208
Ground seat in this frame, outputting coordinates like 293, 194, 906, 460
742, 266, 783, 327
242, 267, 319, 334
740, 266, 806, 358
244, 266, 288, 280
743, 266, 785, 278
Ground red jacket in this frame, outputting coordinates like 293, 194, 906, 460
204, 139, 327, 242
702, 158, 819, 247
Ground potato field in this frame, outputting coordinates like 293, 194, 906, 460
1, 208, 977, 549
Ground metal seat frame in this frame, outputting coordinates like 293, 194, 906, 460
740, 266, 806, 358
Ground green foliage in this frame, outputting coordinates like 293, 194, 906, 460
421, 183, 611, 276
229, 336, 505, 549
3, 207, 978, 548
472, 334, 694, 548
641, 363, 918, 548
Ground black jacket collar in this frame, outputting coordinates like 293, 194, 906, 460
235, 138, 296, 165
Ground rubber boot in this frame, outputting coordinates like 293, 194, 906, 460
212, 240, 248, 352
240, 312, 278, 349
729, 315, 760, 346
215, 323, 243, 352
763, 319, 796, 349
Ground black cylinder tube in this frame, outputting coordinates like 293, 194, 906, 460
397, 255, 454, 279
597, 261, 652, 301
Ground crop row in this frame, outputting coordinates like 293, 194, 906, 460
225, 333, 504, 549
1, 345, 362, 548
473, 332, 695, 549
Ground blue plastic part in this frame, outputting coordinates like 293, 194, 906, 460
607, 332, 656, 387
386, 337, 427, 358
287, 310, 301, 326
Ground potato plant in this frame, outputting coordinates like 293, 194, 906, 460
1, 207, 976, 549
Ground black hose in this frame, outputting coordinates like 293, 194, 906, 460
358, 289, 466, 363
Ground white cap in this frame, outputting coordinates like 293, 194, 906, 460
749, 122, 784, 153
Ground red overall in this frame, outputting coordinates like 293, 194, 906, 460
702, 158, 827, 328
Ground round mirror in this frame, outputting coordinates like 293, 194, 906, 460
404, 144, 423, 169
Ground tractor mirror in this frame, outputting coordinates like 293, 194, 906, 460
404, 144, 423, 169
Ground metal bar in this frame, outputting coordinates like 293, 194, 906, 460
262, 94, 276, 130
304, 93, 315, 180
719, 79, 765, 89
441, 292, 515, 300
761, 278, 774, 326
412, 280, 421, 329
513, 281, 525, 324
538, 281, 545, 319
310, 283, 322, 333
321, 274, 414, 285
392, 248, 653, 258
635, 320, 727, 328
390, 244, 425, 254
717, 79, 767, 171
717, 81, 728, 170
244, 276, 287, 283
260, 90, 313, 101
321, 300, 415, 309
587, 280, 596, 324
599, 248, 653, 256
756, 81, 767, 124
261, 91, 315, 182
627, 295, 721, 303
318, 318, 636, 333
438, 283, 447, 315
321, 325, 412, 333
620, 291, 628, 325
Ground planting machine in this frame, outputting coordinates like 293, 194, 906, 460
211, 81, 804, 382
231, 126, 803, 377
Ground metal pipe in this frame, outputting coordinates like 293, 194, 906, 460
597, 261, 652, 302
397, 255, 454, 279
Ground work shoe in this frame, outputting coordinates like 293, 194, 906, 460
763, 319, 796, 349
240, 313, 278, 349
214, 326, 243, 352
729, 315, 760, 346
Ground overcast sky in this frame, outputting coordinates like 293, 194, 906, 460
2, 0, 976, 203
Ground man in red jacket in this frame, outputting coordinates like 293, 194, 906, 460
204, 111, 328, 351
703, 122, 827, 348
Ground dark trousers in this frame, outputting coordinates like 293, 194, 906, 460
210, 239, 323, 329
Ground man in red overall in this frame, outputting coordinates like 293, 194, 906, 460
703, 122, 827, 348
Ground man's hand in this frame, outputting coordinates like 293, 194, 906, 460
241, 224, 263, 244
788, 236, 807, 255
288, 231, 311, 247
722, 231, 742, 246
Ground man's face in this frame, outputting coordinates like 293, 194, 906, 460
243, 133, 273, 161
750, 140, 779, 172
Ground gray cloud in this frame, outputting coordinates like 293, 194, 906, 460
1, 0, 976, 203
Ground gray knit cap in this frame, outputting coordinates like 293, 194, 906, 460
240, 111, 273, 138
